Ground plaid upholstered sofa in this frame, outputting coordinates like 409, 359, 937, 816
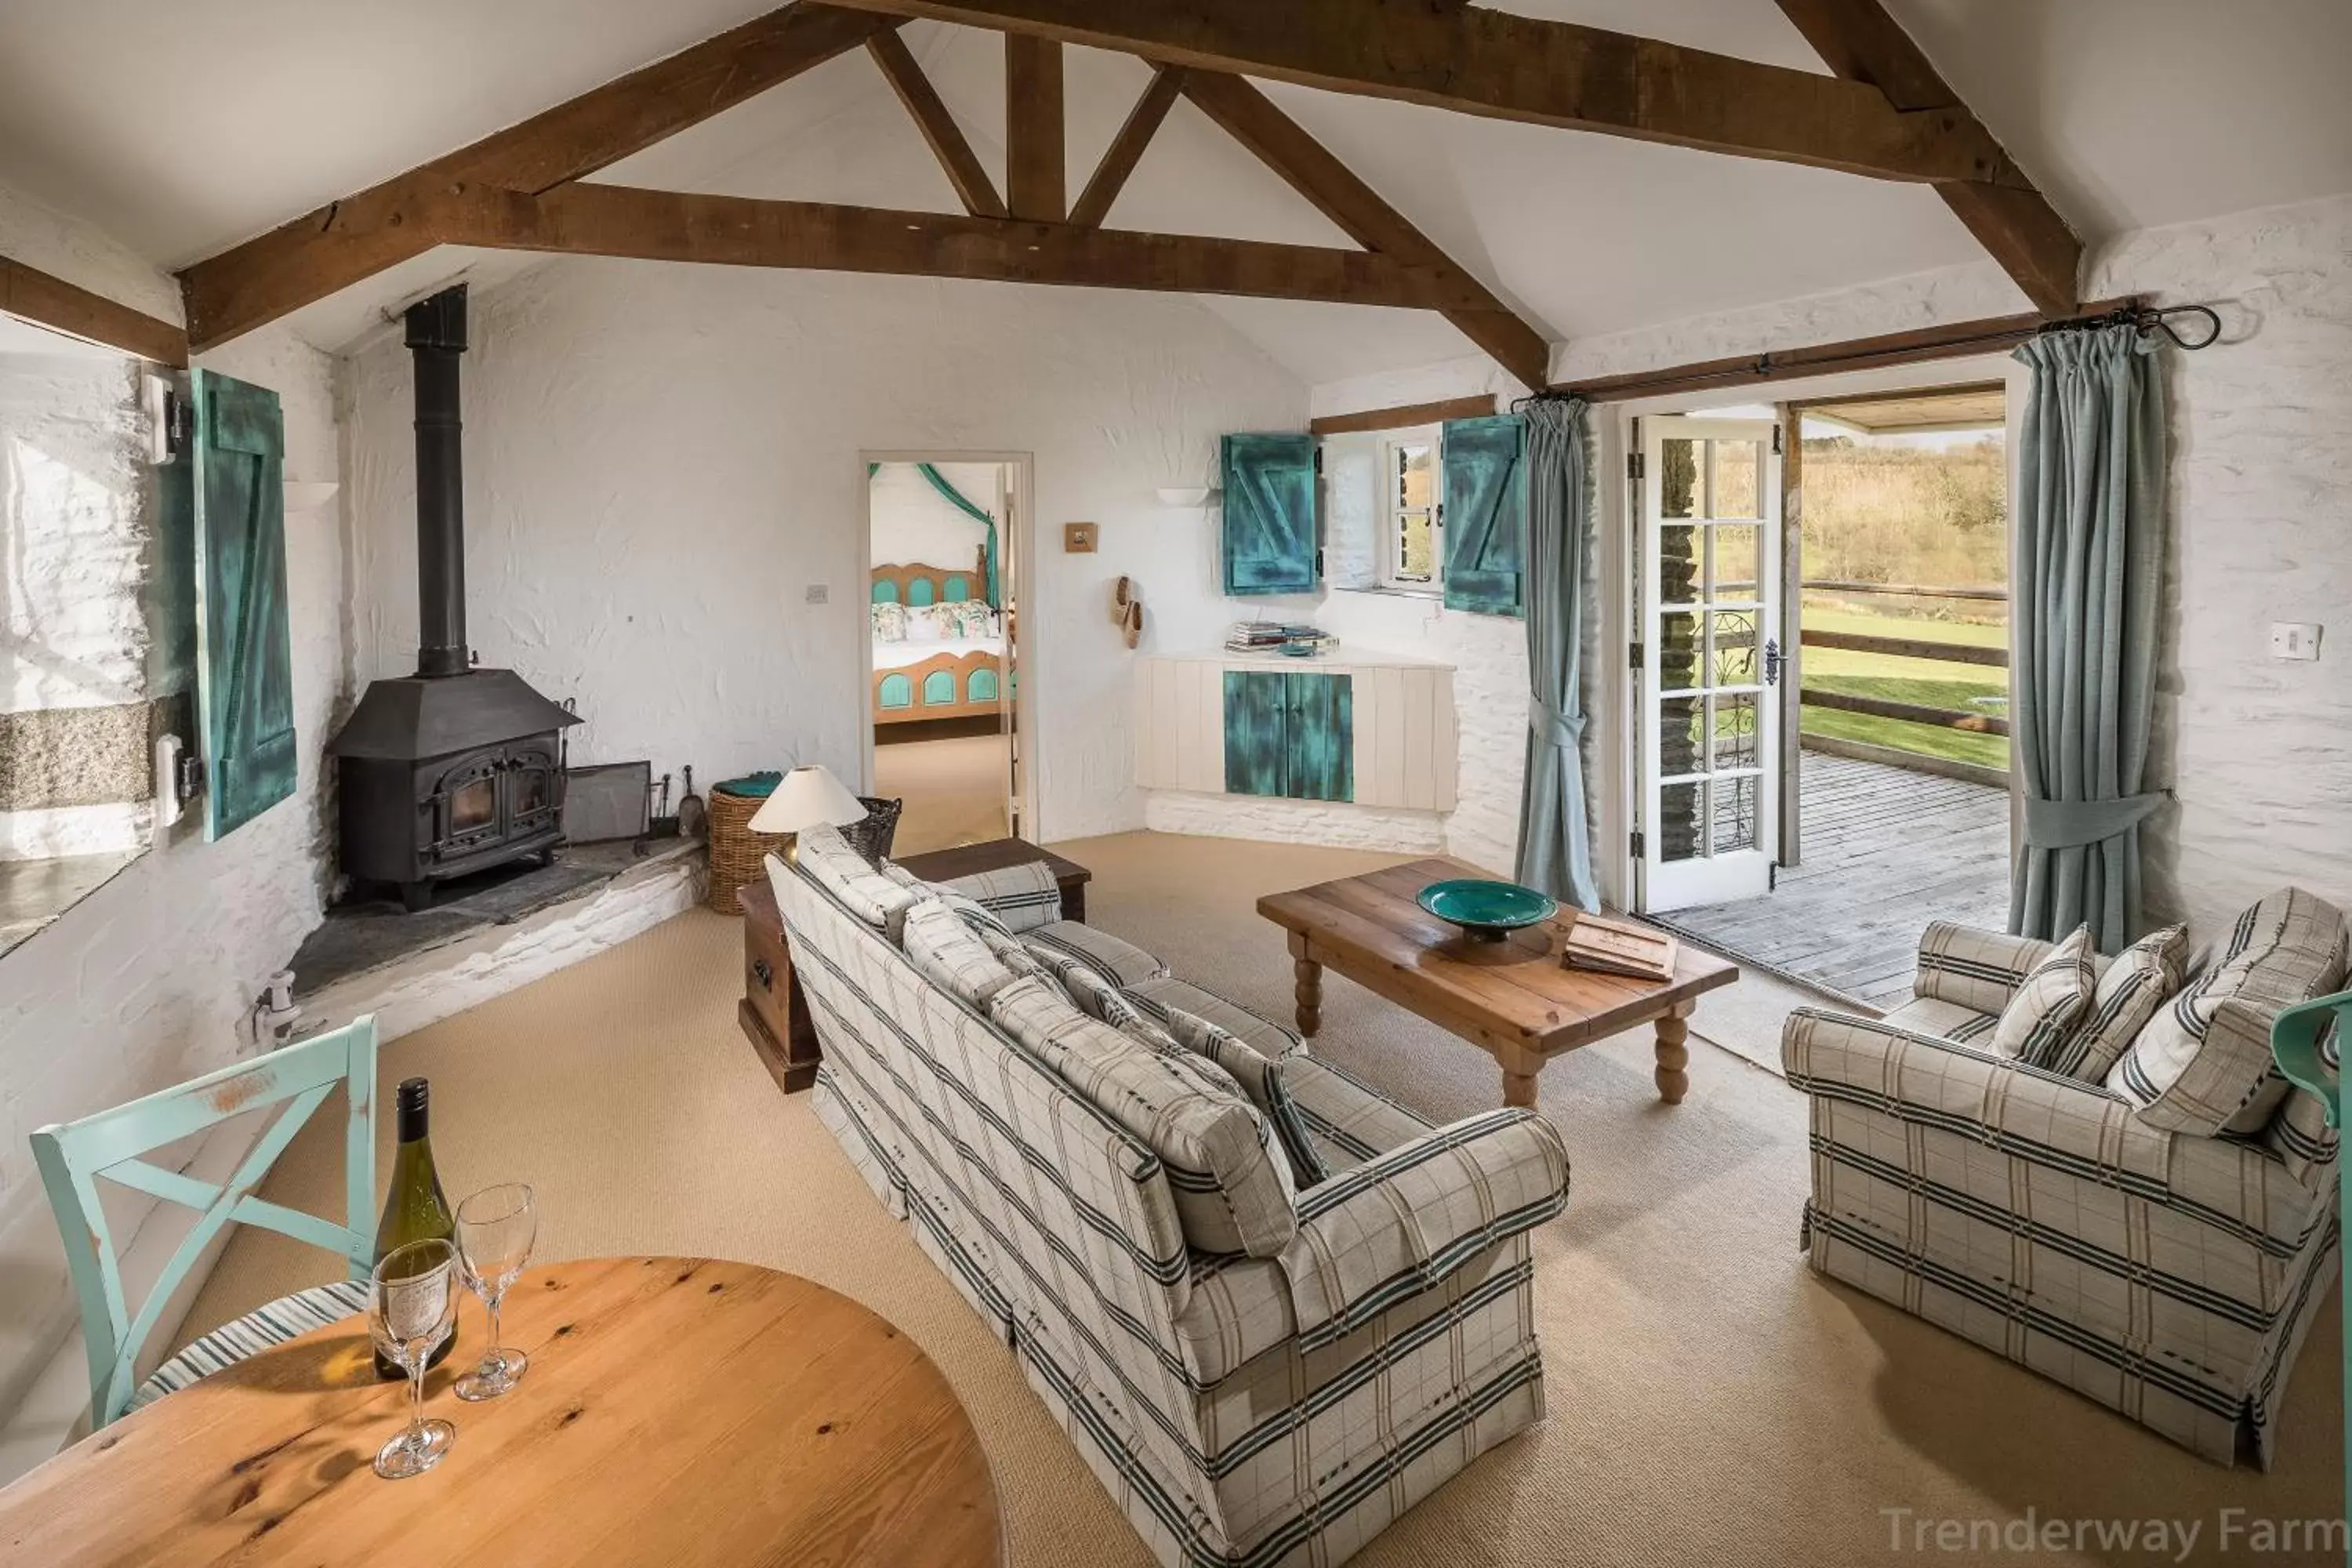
1784, 889, 2347, 1467
768, 829, 1571, 1568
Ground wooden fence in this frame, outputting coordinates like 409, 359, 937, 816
1798, 579, 2010, 738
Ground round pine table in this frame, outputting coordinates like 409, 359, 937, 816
0, 1257, 1002, 1567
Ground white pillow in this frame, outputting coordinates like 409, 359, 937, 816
2035, 924, 2185, 1081
1990, 925, 2095, 1062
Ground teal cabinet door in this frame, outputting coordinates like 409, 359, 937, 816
1442, 415, 1528, 617
1223, 670, 1289, 796
1221, 433, 1318, 596
191, 370, 297, 840
1285, 673, 1353, 803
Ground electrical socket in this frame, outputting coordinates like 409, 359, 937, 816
804, 583, 829, 604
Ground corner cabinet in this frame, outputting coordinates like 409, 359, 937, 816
1223, 670, 1352, 801
1136, 652, 1457, 811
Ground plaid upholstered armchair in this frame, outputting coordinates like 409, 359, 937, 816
1783, 891, 2347, 1467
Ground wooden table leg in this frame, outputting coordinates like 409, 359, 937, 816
1293, 958, 1323, 1038
1654, 1004, 1693, 1105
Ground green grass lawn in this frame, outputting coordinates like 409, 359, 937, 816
1798, 603, 2011, 771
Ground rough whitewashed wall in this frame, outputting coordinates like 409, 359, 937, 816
0, 178, 353, 1435
1152, 355, 1539, 874
342, 260, 1308, 843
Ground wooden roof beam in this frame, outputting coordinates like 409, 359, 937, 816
1069, 67, 1185, 230
1773, 0, 2079, 314
814, 0, 2025, 185
866, 30, 1007, 218
1179, 71, 1551, 390
376, 182, 1501, 312
177, 2, 902, 351
2, 256, 187, 366
1004, 35, 1065, 221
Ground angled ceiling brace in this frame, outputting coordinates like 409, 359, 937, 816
867, 31, 1008, 218
1179, 71, 1551, 389
1773, 0, 2078, 314
1069, 67, 1185, 230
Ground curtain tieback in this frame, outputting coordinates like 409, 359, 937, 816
1530, 695, 1584, 751
2021, 791, 2165, 850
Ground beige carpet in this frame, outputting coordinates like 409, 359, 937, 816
873, 732, 1011, 854
189, 833, 2345, 1566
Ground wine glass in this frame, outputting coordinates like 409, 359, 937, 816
368, 1238, 459, 1479
453, 1183, 537, 1402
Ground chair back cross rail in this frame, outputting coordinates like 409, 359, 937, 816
30, 1016, 379, 1427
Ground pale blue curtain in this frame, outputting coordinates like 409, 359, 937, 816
1514, 398, 1600, 912
2009, 324, 2168, 950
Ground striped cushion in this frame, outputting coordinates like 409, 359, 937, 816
1281, 1055, 1437, 1171
2109, 888, 2348, 1135
971, 920, 1064, 996
1915, 922, 2056, 1015
132, 1279, 370, 1411
1160, 1006, 1329, 1188
2267, 1012, 2343, 1189
1882, 994, 2000, 1046
986, 975, 1297, 1258
788, 829, 920, 939
1123, 975, 1304, 1062
901, 899, 1023, 1009
1991, 924, 2094, 1062
1023, 922, 1172, 989
2042, 924, 2187, 1083
932, 860, 1062, 934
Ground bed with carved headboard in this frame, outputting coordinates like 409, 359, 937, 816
869, 557, 1007, 726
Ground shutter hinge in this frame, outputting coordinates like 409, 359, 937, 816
1630, 829, 1646, 859
1629, 641, 1644, 670
176, 752, 205, 802
1628, 451, 1645, 481
1314, 547, 1325, 576
1772, 424, 1784, 456
1312, 445, 1323, 475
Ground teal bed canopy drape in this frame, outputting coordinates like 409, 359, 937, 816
1513, 397, 1601, 913
2008, 321, 2169, 951
869, 462, 1001, 608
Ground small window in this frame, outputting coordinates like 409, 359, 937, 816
1380, 435, 1441, 591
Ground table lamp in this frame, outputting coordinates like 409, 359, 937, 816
747, 764, 867, 863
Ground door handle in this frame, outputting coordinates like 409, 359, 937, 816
1762, 637, 1784, 688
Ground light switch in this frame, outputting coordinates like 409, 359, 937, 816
2270, 622, 2321, 660
805, 583, 830, 604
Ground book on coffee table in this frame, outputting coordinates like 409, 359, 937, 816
1559, 912, 1679, 982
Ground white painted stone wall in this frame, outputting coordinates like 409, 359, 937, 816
0, 302, 350, 1442
341, 260, 1309, 844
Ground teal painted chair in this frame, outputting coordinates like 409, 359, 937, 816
31, 1015, 380, 1428
2270, 988, 2349, 1558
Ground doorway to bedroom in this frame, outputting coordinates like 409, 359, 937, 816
862, 456, 1023, 855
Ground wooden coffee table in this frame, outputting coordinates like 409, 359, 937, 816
1258, 858, 1738, 1109
0, 1257, 1001, 1566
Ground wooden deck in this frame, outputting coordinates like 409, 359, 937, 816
1660, 751, 2011, 1011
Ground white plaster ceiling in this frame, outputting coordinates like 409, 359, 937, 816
1, 0, 2346, 384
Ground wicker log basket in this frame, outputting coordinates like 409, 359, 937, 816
707, 773, 902, 913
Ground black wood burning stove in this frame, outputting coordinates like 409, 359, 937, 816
327, 285, 579, 911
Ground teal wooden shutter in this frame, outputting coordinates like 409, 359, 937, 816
191, 370, 297, 840
1221, 434, 1317, 596
1441, 415, 1528, 616
1284, 673, 1353, 802
1222, 670, 1288, 796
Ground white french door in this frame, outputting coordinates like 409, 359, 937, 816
1637, 416, 1784, 912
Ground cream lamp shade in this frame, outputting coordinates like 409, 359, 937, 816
747, 764, 867, 840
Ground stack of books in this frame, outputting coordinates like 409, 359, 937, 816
1225, 622, 1337, 655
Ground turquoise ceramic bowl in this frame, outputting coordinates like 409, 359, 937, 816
1416, 879, 1558, 942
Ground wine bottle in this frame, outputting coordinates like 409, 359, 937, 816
372, 1076, 458, 1379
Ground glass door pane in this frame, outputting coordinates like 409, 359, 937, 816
1639, 416, 1782, 912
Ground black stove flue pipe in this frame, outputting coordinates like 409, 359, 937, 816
405, 285, 470, 679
